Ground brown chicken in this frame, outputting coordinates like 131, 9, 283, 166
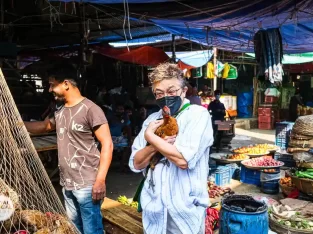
150, 106, 179, 169
155, 106, 179, 138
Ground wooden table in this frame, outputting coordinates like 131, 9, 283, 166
30, 133, 58, 181
101, 198, 143, 234
31, 134, 57, 152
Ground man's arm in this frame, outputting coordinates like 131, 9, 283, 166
92, 123, 113, 201
24, 118, 55, 134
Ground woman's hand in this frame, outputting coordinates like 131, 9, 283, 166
164, 135, 176, 145
145, 119, 163, 134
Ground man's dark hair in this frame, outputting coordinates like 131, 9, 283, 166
214, 89, 221, 95
47, 62, 79, 87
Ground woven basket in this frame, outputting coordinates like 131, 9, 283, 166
270, 217, 313, 234
289, 138, 313, 148
292, 115, 313, 136
290, 132, 313, 140
296, 162, 313, 169
291, 176, 313, 195
287, 147, 311, 153
279, 183, 295, 196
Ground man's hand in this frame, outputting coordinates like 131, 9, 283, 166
92, 180, 106, 202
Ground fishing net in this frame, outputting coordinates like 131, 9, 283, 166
0, 69, 77, 234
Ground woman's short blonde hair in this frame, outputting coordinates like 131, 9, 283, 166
149, 62, 186, 87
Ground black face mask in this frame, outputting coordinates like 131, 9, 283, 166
156, 96, 182, 116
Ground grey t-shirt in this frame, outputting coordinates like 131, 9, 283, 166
50, 98, 107, 190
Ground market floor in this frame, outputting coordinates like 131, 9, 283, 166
53, 127, 276, 203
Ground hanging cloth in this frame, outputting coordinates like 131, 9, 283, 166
254, 28, 284, 84
206, 62, 214, 79
227, 64, 238, 79
222, 63, 230, 78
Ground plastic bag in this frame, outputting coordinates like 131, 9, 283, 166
260, 172, 281, 182
293, 151, 313, 162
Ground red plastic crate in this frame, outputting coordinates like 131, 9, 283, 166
258, 121, 274, 130
258, 115, 274, 123
258, 107, 273, 116
265, 96, 278, 103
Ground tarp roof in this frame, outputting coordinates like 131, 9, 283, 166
165, 50, 213, 67
247, 53, 313, 64
150, 0, 313, 53
50, 0, 176, 3
94, 45, 170, 66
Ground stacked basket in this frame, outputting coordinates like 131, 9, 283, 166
287, 115, 313, 196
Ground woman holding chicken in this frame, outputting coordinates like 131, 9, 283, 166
129, 63, 213, 234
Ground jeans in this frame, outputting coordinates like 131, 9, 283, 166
62, 186, 104, 234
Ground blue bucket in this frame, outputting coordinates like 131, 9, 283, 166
220, 195, 268, 234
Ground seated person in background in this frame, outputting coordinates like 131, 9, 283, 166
208, 90, 226, 152
107, 104, 132, 172
289, 89, 304, 122
132, 105, 147, 136
187, 85, 202, 105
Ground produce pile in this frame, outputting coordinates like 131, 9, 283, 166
205, 208, 219, 234
242, 157, 283, 168
280, 177, 294, 187
208, 181, 233, 199
270, 203, 313, 231
222, 154, 248, 160
254, 144, 278, 151
295, 169, 313, 180
117, 195, 138, 209
233, 145, 270, 155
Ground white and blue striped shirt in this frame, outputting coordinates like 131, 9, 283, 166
129, 99, 213, 234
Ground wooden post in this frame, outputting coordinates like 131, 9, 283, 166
213, 47, 218, 91
171, 34, 176, 62
77, 2, 87, 95
253, 65, 258, 117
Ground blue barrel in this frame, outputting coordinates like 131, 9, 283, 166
220, 195, 268, 234
260, 170, 280, 194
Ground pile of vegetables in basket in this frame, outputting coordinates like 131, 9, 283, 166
280, 177, 294, 187
208, 181, 233, 199
295, 169, 313, 180
205, 208, 219, 234
117, 195, 138, 209
269, 204, 313, 231
243, 157, 283, 167
222, 154, 248, 160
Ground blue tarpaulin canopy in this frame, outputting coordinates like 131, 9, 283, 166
150, 0, 313, 53
49, 0, 175, 3
165, 50, 213, 67
49, 0, 313, 53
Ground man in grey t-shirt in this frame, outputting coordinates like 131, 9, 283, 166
24, 62, 113, 234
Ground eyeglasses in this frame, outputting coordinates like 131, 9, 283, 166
154, 88, 182, 99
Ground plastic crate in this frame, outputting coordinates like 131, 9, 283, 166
275, 121, 295, 150
265, 96, 278, 103
274, 153, 296, 168
240, 165, 261, 186
259, 121, 274, 130
225, 163, 240, 180
258, 115, 274, 123
213, 166, 231, 186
